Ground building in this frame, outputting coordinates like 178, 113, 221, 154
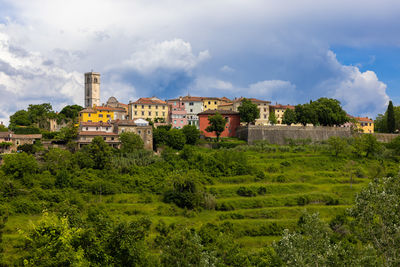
180, 95, 204, 128
218, 102, 234, 111
231, 97, 271, 125
167, 97, 188, 129
128, 97, 168, 122
78, 106, 126, 123
0, 132, 42, 153
202, 97, 220, 111
84, 72, 100, 108
106, 96, 129, 117
77, 131, 119, 149
112, 119, 153, 150
355, 117, 374, 133
198, 110, 240, 138
269, 104, 295, 124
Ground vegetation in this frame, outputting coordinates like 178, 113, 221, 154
282, 108, 296, 125
387, 100, 395, 133
0, 132, 399, 265
375, 103, 400, 133
238, 98, 260, 125
269, 112, 277, 125
206, 112, 227, 142
120, 132, 144, 152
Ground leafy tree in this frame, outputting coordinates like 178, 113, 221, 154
182, 125, 200, 145
311, 98, 348, 126
17, 144, 36, 154
282, 108, 296, 125
238, 98, 260, 125
85, 136, 112, 169
362, 134, 381, 157
13, 126, 41, 134
153, 127, 170, 149
1, 152, 38, 178
387, 136, 400, 155
328, 136, 347, 157
166, 129, 186, 150
387, 100, 395, 133
55, 124, 78, 142
58, 105, 83, 122
27, 103, 54, 123
0, 124, 8, 132
119, 132, 144, 152
9, 110, 31, 128
295, 103, 318, 126
350, 176, 400, 266
268, 111, 277, 125
206, 112, 227, 142
21, 212, 86, 266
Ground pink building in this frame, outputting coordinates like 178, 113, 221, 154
167, 97, 188, 129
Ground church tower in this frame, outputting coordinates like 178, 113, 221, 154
84, 72, 100, 108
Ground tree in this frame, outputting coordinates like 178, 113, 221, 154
182, 125, 200, 145
295, 103, 318, 126
362, 134, 381, 157
268, 112, 277, 125
238, 98, 260, 125
85, 136, 112, 169
0, 124, 8, 132
311, 98, 348, 126
328, 136, 348, 157
119, 132, 144, 153
55, 124, 78, 142
166, 129, 186, 150
282, 108, 296, 125
206, 112, 227, 142
1, 152, 38, 178
9, 110, 31, 128
58, 105, 83, 122
387, 100, 395, 133
350, 176, 400, 266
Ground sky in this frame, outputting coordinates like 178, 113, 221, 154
0, 0, 399, 125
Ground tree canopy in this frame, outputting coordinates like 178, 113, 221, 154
238, 98, 260, 125
387, 100, 395, 133
205, 112, 227, 142
119, 132, 144, 153
282, 108, 296, 125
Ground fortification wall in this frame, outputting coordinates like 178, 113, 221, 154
372, 133, 399, 143
236, 125, 352, 145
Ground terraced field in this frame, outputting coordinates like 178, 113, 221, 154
2, 147, 397, 261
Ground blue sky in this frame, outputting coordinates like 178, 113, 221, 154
0, 0, 399, 125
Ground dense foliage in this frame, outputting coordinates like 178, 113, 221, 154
238, 98, 260, 125
206, 112, 227, 142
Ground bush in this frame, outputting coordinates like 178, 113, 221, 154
2, 152, 38, 179
237, 186, 257, 197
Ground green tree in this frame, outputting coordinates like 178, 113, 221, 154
9, 110, 31, 128
206, 112, 227, 142
362, 134, 381, 157
0, 124, 8, 132
268, 112, 277, 125
350, 176, 400, 266
21, 212, 86, 266
55, 124, 78, 142
85, 136, 112, 169
295, 103, 318, 126
1, 152, 38, 179
387, 100, 395, 133
282, 108, 296, 125
58, 105, 83, 122
311, 98, 349, 126
238, 98, 260, 125
328, 136, 348, 157
182, 125, 200, 145
166, 129, 186, 150
119, 132, 144, 153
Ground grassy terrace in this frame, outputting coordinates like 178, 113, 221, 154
3, 142, 394, 263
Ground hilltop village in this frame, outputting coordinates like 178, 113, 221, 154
0, 71, 375, 153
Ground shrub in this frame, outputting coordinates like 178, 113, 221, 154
237, 186, 257, 197
257, 186, 267, 195
267, 165, 279, 173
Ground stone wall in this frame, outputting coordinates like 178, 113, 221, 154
372, 133, 399, 143
236, 125, 352, 145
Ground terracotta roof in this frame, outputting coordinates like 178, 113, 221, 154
112, 119, 138, 126
270, 104, 295, 110
218, 103, 233, 107
132, 97, 167, 105
80, 121, 112, 127
202, 97, 221, 100
198, 109, 239, 115
233, 97, 271, 104
79, 106, 125, 113
355, 117, 373, 123
220, 97, 232, 102
78, 131, 118, 136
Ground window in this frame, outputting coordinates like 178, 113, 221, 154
106, 127, 109, 130
264, 108, 266, 112
190, 109, 193, 113
205, 105, 207, 108
86, 127, 88, 130
88, 120, 92, 122
94, 78, 98, 83
163, 106, 165, 110
264, 114, 267, 119
134, 111, 137, 115
79, 113, 82, 117
182, 102, 185, 105
174, 120, 177, 124
162, 112, 165, 116
138, 130, 141, 134
142, 111, 144, 115
148, 105, 151, 109
87, 77, 90, 83
142, 105, 144, 109
96, 127, 99, 130
111, 137, 114, 140
189, 102, 194, 106
181, 120, 183, 124
208, 101, 211, 104
103, 137, 106, 140
148, 111, 151, 116
156, 112, 158, 116
156, 105, 158, 109
107, 114, 111, 118
174, 101, 176, 105
99, 114, 103, 117
88, 114, 91, 117
134, 105, 137, 108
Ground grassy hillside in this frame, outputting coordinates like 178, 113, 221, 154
2, 139, 398, 264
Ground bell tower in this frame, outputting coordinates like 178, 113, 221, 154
84, 72, 100, 108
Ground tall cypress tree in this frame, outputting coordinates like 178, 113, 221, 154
387, 100, 395, 133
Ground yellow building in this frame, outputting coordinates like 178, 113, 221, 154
128, 97, 169, 122
79, 106, 126, 123
202, 97, 221, 110
269, 104, 295, 124
355, 117, 374, 133
218, 102, 234, 111
231, 97, 271, 125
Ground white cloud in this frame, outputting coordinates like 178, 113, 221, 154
220, 65, 235, 73
121, 39, 210, 75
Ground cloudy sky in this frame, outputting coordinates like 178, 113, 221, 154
0, 0, 399, 125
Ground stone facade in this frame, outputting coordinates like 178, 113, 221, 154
112, 120, 153, 150
85, 72, 100, 108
